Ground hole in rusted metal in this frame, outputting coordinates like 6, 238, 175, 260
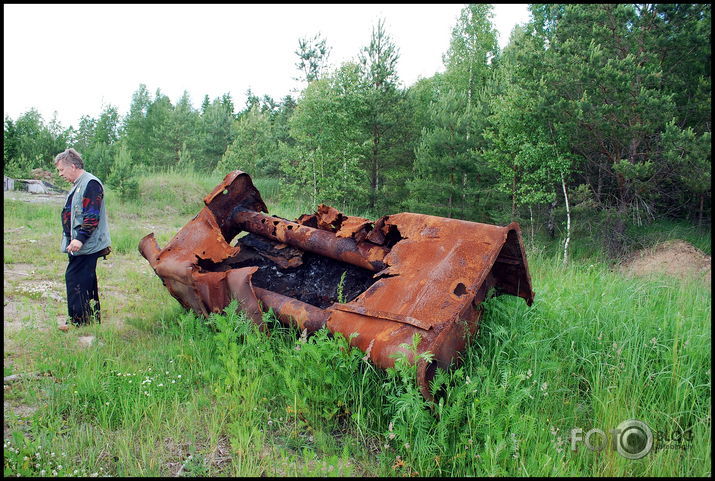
383, 223, 403, 248
453, 283, 467, 296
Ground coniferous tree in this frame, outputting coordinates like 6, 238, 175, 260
197, 96, 235, 172
358, 18, 411, 212
107, 141, 139, 200
123, 84, 152, 168
295, 33, 331, 84
82, 105, 121, 179
170, 91, 201, 165
528, 4, 701, 252
70, 115, 97, 155
408, 89, 478, 218
482, 24, 574, 221
408, 4, 499, 220
216, 105, 274, 176
146, 89, 176, 170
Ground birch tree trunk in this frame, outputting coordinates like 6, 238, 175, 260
561, 173, 571, 266
529, 205, 534, 249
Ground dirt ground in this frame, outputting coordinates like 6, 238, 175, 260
4, 191, 66, 204
619, 239, 711, 283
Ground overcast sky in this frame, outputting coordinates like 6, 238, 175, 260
4, 4, 531, 129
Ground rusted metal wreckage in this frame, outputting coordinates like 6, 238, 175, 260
139, 171, 534, 399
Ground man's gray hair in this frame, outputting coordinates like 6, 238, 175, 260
54, 148, 84, 169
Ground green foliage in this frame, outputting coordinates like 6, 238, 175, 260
3, 109, 70, 174
3, 2, 709, 255
407, 4, 504, 221
483, 60, 575, 215
146, 89, 177, 169
336, 271, 347, 304
442, 4, 498, 107
205, 301, 386, 438
356, 18, 416, 212
197, 97, 235, 172
123, 83, 152, 167
4, 432, 95, 477
107, 142, 139, 201
84, 143, 117, 181
283, 67, 369, 211
405, 74, 444, 135
661, 120, 711, 199
3, 154, 32, 179
524, 3, 705, 216
4, 18, 714, 477
109, 169, 223, 218
216, 106, 276, 176
177, 142, 196, 172
295, 33, 331, 83
407, 89, 479, 218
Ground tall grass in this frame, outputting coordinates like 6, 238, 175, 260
4, 171, 711, 476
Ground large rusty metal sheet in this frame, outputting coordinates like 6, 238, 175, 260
139, 171, 534, 399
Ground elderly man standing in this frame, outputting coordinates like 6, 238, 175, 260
54, 148, 112, 331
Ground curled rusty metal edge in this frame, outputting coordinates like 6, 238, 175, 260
139, 170, 534, 400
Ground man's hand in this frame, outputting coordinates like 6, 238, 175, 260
67, 239, 83, 254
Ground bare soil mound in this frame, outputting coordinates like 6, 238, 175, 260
620, 240, 711, 282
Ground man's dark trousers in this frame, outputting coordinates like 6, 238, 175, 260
65, 250, 102, 325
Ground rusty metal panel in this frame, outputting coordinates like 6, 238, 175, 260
139, 171, 534, 399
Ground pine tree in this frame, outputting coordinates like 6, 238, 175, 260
108, 141, 139, 200
197, 97, 235, 172
358, 18, 410, 212
407, 89, 477, 218
123, 84, 152, 169
215, 106, 274, 176
407, 4, 499, 220
295, 33, 331, 84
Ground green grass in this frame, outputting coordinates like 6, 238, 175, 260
3, 171, 711, 476
516, 204, 711, 264
623, 218, 711, 255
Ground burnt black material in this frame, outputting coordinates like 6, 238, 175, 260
196, 233, 377, 309
247, 252, 376, 309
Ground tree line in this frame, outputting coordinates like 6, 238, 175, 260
4, 4, 710, 256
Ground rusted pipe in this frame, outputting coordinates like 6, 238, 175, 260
233, 210, 388, 272
254, 287, 330, 333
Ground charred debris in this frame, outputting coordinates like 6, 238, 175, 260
139, 171, 534, 399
